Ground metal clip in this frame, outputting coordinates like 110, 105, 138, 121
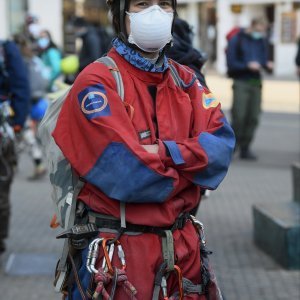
161, 276, 168, 300
86, 237, 103, 273
174, 265, 184, 300
190, 215, 206, 246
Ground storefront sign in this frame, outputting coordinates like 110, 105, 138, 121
281, 12, 297, 44
231, 5, 242, 14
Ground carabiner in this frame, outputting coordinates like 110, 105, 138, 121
173, 265, 184, 300
102, 238, 115, 275
190, 215, 206, 245
86, 237, 103, 273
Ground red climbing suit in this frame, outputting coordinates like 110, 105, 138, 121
53, 46, 235, 299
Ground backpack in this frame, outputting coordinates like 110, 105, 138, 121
225, 27, 244, 78
39, 56, 125, 231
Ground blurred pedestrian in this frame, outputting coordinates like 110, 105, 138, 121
296, 38, 300, 78
167, 17, 208, 88
226, 18, 273, 160
0, 38, 30, 255
37, 30, 62, 91
23, 13, 41, 44
49, 0, 235, 298
72, 17, 102, 72
14, 34, 49, 179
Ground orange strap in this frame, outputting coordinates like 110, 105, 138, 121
50, 214, 60, 229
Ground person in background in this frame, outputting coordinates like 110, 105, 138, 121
168, 17, 208, 88
72, 17, 102, 72
226, 18, 273, 160
37, 30, 61, 91
0, 38, 30, 255
23, 13, 41, 45
296, 38, 300, 78
14, 34, 50, 180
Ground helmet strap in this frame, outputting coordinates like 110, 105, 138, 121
119, 0, 127, 42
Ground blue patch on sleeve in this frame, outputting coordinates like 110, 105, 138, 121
84, 142, 174, 203
163, 141, 185, 165
194, 118, 235, 190
78, 84, 111, 120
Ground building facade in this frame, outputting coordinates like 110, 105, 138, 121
177, 0, 300, 76
216, 0, 300, 76
0, 0, 63, 47
1, 0, 299, 76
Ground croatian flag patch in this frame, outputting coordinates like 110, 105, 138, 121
202, 92, 219, 109
77, 84, 111, 120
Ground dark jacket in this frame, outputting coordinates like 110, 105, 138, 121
226, 29, 269, 80
0, 40, 30, 127
167, 18, 208, 87
296, 39, 300, 67
79, 26, 101, 71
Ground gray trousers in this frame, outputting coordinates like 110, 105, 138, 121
231, 79, 262, 150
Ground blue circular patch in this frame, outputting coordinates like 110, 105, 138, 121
81, 91, 108, 115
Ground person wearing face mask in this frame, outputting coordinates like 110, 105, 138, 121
50, 0, 235, 299
38, 30, 61, 91
226, 18, 273, 160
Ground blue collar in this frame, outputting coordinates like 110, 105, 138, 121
112, 38, 169, 73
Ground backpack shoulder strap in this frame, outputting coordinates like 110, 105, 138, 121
168, 62, 183, 89
96, 56, 127, 229
96, 56, 125, 101
168, 59, 197, 90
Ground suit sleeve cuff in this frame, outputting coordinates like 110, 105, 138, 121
162, 140, 185, 166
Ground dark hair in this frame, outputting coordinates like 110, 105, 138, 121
251, 18, 267, 28
41, 29, 58, 50
72, 16, 89, 28
108, 0, 130, 34
108, 0, 177, 34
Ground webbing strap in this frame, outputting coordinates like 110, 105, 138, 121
152, 284, 161, 300
169, 60, 197, 89
161, 230, 174, 272
96, 56, 127, 230
55, 180, 85, 292
169, 63, 182, 89
96, 56, 125, 101
182, 277, 205, 295
120, 202, 126, 228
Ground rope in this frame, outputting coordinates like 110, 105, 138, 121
115, 268, 137, 300
93, 267, 112, 300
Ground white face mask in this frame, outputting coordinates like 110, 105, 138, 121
126, 5, 173, 53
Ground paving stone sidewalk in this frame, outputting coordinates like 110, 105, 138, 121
197, 112, 300, 300
0, 111, 299, 299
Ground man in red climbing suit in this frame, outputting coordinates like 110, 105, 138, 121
52, 0, 235, 298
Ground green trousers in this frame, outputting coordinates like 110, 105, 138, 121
231, 79, 262, 150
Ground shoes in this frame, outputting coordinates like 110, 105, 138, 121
27, 164, 47, 180
240, 148, 257, 160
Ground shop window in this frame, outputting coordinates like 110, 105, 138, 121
8, 0, 28, 34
